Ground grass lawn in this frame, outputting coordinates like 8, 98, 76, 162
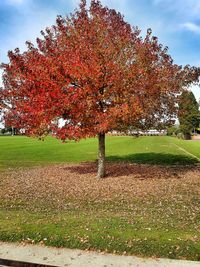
0, 135, 200, 260
0, 135, 200, 169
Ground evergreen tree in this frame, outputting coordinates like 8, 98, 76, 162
178, 90, 200, 139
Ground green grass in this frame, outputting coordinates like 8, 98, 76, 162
0, 135, 200, 260
0, 198, 200, 260
0, 135, 200, 169
0, 136, 98, 169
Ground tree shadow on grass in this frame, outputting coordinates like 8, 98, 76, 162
65, 153, 199, 178
107, 152, 199, 165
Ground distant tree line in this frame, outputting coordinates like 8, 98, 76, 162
0, 126, 19, 135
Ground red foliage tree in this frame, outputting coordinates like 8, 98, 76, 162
0, 0, 192, 177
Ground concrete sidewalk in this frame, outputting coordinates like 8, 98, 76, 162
0, 242, 200, 267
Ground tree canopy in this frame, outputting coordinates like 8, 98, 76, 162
0, 0, 199, 177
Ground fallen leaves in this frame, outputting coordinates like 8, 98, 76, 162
0, 163, 199, 213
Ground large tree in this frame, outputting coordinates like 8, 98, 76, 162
0, 0, 193, 177
178, 90, 200, 139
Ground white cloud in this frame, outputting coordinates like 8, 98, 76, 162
189, 84, 200, 101
153, 0, 200, 19
181, 22, 200, 34
70, 0, 80, 7
6, 0, 25, 5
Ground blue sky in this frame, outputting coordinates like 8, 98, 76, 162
0, 0, 200, 100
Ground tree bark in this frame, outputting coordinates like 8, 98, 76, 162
97, 133, 105, 178
183, 133, 191, 140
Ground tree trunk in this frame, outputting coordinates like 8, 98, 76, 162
11, 126, 14, 136
97, 133, 105, 178
183, 133, 191, 140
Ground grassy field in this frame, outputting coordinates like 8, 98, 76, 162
0, 135, 200, 169
0, 135, 200, 261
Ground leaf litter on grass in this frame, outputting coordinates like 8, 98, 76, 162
0, 162, 200, 260
0, 163, 199, 213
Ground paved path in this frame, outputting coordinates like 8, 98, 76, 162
192, 135, 200, 140
0, 242, 200, 267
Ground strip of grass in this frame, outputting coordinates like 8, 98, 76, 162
0, 195, 200, 261
0, 135, 199, 169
